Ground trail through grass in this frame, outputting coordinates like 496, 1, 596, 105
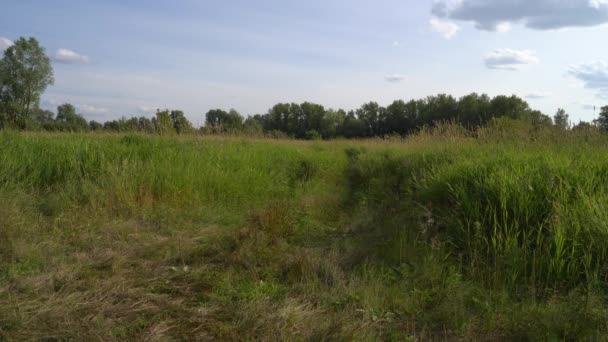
1, 131, 608, 340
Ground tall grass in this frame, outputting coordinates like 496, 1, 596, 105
1, 128, 608, 339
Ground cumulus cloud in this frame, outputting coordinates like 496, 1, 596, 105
0, 37, 13, 52
138, 106, 159, 114
568, 61, 608, 98
525, 92, 552, 99
385, 74, 406, 82
77, 104, 108, 114
430, 17, 461, 38
484, 48, 539, 70
432, 0, 608, 31
54, 48, 91, 64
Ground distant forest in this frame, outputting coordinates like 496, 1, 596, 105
10, 93, 608, 139
2, 37, 607, 139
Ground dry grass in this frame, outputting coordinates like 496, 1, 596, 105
2, 130, 608, 340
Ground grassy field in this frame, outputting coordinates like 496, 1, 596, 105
1, 128, 608, 340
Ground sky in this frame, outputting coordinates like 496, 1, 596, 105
2, 0, 608, 124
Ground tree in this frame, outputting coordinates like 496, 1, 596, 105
572, 121, 595, 131
342, 111, 366, 138
56, 103, 77, 122
138, 116, 155, 133
320, 109, 345, 138
89, 120, 103, 131
596, 106, 608, 131
489, 95, 530, 120
356, 102, 384, 137
33, 108, 54, 124
0, 37, 54, 128
418, 94, 458, 126
55, 103, 88, 131
457, 93, 491, 127
383, 100, 415, 136
154, 110, 175, 135
553, 108, 569, 130
170, 110, 193, 134
243, 116, 263, 135
205, 109, 243, 133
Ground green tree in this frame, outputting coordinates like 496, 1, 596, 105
418, 94, 458, 126
55, 103, 88, 131
553, 108, 569, 130
89, 120, 103, 130
572, 120, 594, 131
596, 106, 608, 131
33, 108, 55, 124
320, 109, 345, 138
0, 37, 54, 128
205, 109, 243, 133
243, 116, 263, 135
342, 111, 366, 138
356, 102, 384, 137
154, 110, 175, 135
457, 93, 491, 127
138, 116, 155, 133
170, 110, 193, 134
383, 100, 415, 136
489, 95, 530, 120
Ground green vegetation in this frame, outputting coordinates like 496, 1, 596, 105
2, 124, 608, 340
3, 35, 608, 340
0, 37, 53, 129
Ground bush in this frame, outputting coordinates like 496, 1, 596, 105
305, 130, 321, 140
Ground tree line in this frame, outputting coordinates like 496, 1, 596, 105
2, 36, 608, 138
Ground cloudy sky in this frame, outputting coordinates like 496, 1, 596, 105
2, 0, 608, 123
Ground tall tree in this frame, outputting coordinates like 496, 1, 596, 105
205, 109, 243, 132
55, 103, 88, 131
553, 108, 569, 129
154, 110, 175, 135
356, 102, 384, 137
596, 106, 608, 131
0, 37, 54, 128
170, 110, 193, 134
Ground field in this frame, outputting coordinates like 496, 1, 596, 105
1, 127, 608, 340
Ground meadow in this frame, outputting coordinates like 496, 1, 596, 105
1, 126, 608, 340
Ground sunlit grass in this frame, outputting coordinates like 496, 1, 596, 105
1, 128, 608, 340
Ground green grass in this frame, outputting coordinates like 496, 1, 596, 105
1, 129, 608, 340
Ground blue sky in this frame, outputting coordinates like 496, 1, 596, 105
2, 0, 608, 124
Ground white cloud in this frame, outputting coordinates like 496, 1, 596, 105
495, 22, 512, 33
77, 104, 108, 114
138, 106, 159, 114
54, 48, 91, 64
0, 37, 13, 52
568, 61, 608, 98
385, 74, 406, 82
432, 0, 608, 31
590, 0, 608, 9
430, 17, 461, 39
525, 92, 552, 99
484, 49, 540, 70
392, 40, 400, 47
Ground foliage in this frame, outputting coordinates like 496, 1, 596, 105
0, 37, 54, 129
0, 132, 607, 339
596, 106, 608, 131
554, 108, 569, 129
170, 110, 193, 134
205, 108, 243, 133
88, 120, 102, 131
49, 103, 89, 131
154, 110, 175, 135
